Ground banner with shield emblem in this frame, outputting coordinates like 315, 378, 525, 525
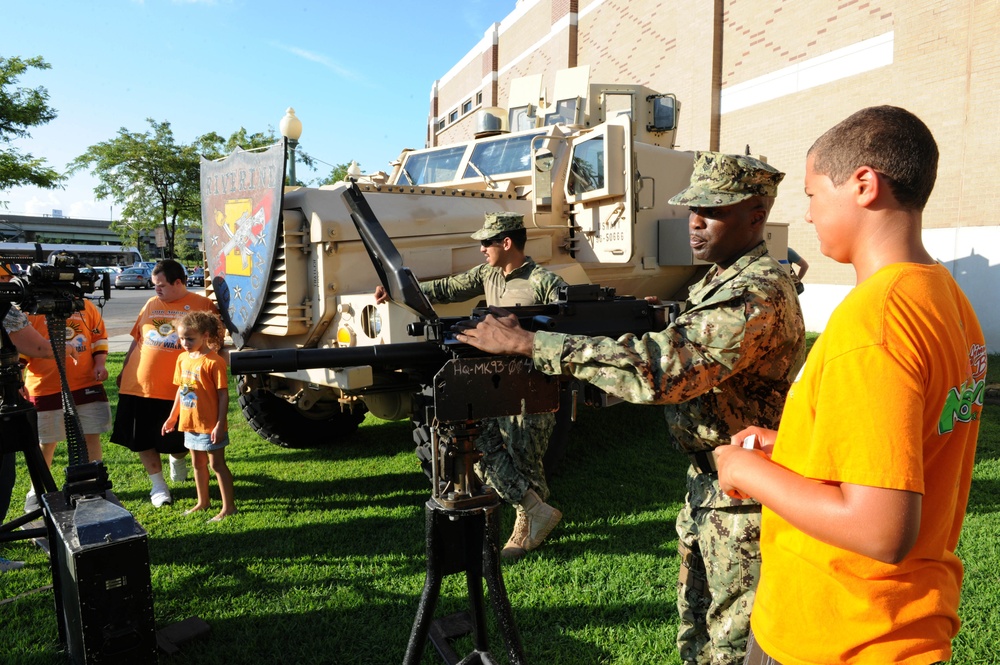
200, 141, 285, 348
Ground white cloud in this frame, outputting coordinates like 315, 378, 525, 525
273, 43, 370, 86
2, 176, 115, 221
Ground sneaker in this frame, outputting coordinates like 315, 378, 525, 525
169, 456, 189, 482
24, 490, 40, 514
0, 557, 25, 572
150, 488, 173, 507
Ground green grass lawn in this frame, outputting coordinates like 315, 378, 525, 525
2, 350, 998, 664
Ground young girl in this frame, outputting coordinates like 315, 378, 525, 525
161, 311, 235, 522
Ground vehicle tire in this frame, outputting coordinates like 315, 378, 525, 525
115, 285, 122, 290
145, 280, 153, 289
237, 378, 367, 448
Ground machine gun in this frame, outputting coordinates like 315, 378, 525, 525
230, 182, 671, 664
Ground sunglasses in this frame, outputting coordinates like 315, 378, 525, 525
480, 237, 504, 248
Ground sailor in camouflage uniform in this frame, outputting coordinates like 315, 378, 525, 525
376, 211, 568, 558
455, 152, 806, 664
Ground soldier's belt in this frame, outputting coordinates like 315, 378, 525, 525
689, 450, 718, 476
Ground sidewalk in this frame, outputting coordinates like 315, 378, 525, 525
108, 334, 133, 353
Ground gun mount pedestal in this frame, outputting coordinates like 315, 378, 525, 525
404, 421, 526, 665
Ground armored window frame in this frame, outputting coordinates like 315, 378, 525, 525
460, 130, 544, 180
564, 124, 625, 204
395, 145, 468, 185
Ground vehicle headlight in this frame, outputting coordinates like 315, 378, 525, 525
336, 326, 356, 346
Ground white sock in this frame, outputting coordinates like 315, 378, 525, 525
150, 472, 167, 493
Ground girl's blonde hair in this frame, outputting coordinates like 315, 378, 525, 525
176, 311, 226, 350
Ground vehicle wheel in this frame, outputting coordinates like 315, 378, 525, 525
115, 285, 122, 290
237, 377, 367, 448
145, 280, 153, 289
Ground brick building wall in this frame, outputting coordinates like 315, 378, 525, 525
429, 0, 1000, 348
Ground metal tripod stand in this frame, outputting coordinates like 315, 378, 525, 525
403, 419, 526, 665
0, 314, 64, 549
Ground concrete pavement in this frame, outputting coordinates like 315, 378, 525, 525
108, 334, 134, 353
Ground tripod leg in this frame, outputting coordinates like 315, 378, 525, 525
0, 409, 56, 534
464, 513, 490, 654
403, 504, 445, 665
481, 505, 527, 665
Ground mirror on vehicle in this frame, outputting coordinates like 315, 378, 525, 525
534, 150, 554, 173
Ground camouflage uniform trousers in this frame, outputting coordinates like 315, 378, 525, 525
474, 412, 554, 505
675, 470, 761, 665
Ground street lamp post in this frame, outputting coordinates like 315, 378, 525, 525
279, 107, 303, 186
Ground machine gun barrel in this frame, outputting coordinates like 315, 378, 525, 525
230, 342, 452, 376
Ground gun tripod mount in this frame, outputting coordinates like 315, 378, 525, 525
403, 417, 519, 665
398, 352, 561, 665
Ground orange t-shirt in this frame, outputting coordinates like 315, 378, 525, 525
24, 299, 109, 397
752, 263, 985, 664
118, 292, 219, 401
172, 351, 228, 435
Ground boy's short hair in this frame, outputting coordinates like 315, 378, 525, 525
808, 106, 939, 211
152, 259, 186, 285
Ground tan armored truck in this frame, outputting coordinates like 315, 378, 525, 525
201, 67, 789, 448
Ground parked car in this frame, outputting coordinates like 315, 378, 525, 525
78, 267, 104, 289
187, 267, 205, 287
115, 266, 153, 289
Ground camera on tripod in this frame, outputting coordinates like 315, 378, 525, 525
0, 250, 99, 319
0, 249, 157, 665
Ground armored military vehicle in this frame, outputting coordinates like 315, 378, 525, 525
202, 67, 788, 448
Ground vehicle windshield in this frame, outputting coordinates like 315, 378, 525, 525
397, 146, 467, 185
461, 131, 543, 179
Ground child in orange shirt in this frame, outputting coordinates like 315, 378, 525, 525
715, 106, 985, 664
161, 311, 236, 522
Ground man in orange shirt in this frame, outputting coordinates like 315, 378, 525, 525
715, 106, 985, 664
111, 259, 219, 507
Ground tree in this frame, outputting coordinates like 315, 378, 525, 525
68, 119, 200, 259
0, 55, 62, 200
196, 127, 280, 159
318, 161, 360, 186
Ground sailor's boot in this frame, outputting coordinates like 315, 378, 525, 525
501, 489, 561, 559
502, 509, 530, 559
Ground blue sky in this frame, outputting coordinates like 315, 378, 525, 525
2, 0, 502, 219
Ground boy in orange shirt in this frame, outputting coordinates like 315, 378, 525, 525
715, 106, 985, 664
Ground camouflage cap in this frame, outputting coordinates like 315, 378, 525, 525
668, 151, 785, 207
470, 212, 525, 240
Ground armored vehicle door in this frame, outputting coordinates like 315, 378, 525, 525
560, 115, 634, 264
